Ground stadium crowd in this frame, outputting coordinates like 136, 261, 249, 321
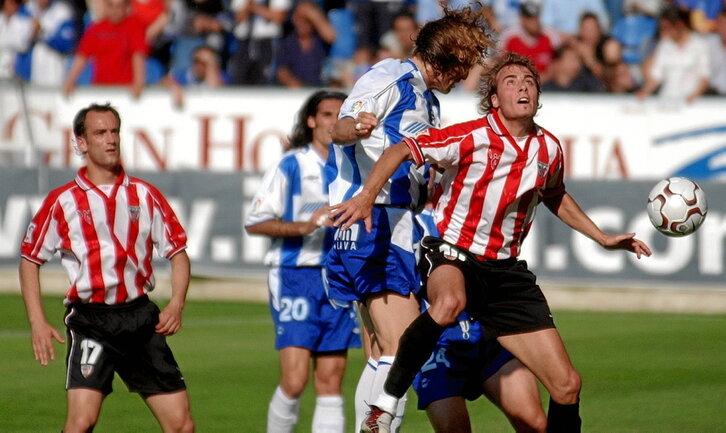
1, 0, 725, 101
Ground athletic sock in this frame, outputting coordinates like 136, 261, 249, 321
370, 356, 395, 413
383, 311, 447, 399
267, 386, 300, 433
390, 391, 407, 432
354, 358, 378, 431
547, 398, 582, 433
312, 395, 344, 433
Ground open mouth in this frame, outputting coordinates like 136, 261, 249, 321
517, 97, 530, 104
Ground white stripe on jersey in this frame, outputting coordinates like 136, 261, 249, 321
245, 145, 330, 267
328, 58, 440, 208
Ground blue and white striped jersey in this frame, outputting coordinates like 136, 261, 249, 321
246, 145, 331, 267
326, 58, 441, 208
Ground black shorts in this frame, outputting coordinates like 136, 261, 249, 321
419, 236, 555, 339
64, 296, 186, 396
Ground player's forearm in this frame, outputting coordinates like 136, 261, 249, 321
168, 251, 190, 310
246, 219, 317, 238
549, 192, 606, 245
19, 258, 49, 327
332, 117, 360, 144
359, 141, 413, 200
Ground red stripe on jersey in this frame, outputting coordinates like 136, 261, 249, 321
125, 184, 143, 297
437, 134, 475, 237
140, 179, 187, 258
106, 187, 129, 305
403, 137, 424, 167
23, 184, 70, 260
70, 187, 106, 303
54, 200, 72, 252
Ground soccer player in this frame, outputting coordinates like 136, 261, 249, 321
245, 90, 361, 433
324, 6, 494, 432
19, 103, 194, 433
332, 52, 652, 433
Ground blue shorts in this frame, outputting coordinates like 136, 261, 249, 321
412, 337, 514, 410
269, 267, 361, 352
326, 206, 423, 306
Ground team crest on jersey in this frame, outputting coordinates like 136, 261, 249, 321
77, 209, 92, 224
488, 149, 501, 170
537, 162, 549, 178
351, 100, 365, 114
129, 206, 140, 221
23, 223, 36, 244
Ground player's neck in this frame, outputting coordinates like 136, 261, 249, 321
85, 163, 121, 186
500, 117, 535, 137
410, 56, 429, 84
310, 140, 329, 160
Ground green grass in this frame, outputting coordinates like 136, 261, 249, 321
2, 293, 726, 432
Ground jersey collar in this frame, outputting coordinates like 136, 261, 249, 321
487, 108, 542, 138
75, 166, 129, 191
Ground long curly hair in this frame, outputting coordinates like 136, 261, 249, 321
288, 90, 347, 149
477, 52, 541, 114
413, 5, 494, 81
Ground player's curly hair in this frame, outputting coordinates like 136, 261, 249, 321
413, 5, 494, 82
289, 90, 347, 149
477, 52, 541, 114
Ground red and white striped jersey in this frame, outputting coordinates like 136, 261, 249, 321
404, 109, 565, 260
21, 167, 187, 305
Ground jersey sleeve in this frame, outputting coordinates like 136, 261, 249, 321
403, 125, 467, 169
147, 186, 187, 259
540, 145, 566, 200
20, 192, 62, 264
244, 158, 290, 227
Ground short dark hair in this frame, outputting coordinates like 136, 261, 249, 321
289, 90, 347, 149
72, 102, 121, 138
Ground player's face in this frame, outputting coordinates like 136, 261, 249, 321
77, 111, 122, 171
491, 64, 539, 121
308, 98, 343, 146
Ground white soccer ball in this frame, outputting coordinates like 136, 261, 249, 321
646, 177, 708, 237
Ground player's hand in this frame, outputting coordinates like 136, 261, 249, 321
353, 112, 378, 139
329, 191, 375, 232
30, 321, 65, 366
156, 303, 183, 336
601, 233, 652, 259
306, 205, 332, 234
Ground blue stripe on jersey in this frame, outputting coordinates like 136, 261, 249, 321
324, 142, 337, 195
341, 144, 363, 202
279, 155, 303, 265
385, 77, 417, 205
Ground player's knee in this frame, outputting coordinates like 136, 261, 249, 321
65, 415, 98, 433
512, 409, 547, 433
163, 413, 194, 433
550, 369, 582, 404
429, 294, 465, 325
280, 376, 308, 398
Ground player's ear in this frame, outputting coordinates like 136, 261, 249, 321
75, 135, 88, 153
306, 115, 316, 129
491, 94, 500, 109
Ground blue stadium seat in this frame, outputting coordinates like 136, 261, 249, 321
612, 15, 658, 65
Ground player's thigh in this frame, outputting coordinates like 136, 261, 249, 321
65, 388, 104, 428
497, 328, 581, 400
312, 351, 348, 394
425, 396, 471, 433
278, 346, 313, 395
482, 358, 544, 425
358, 302, 380, 359
365, 291, 420, 355
144, 390, 194, 432
426, 264, 467, 325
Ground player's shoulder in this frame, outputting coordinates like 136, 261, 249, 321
44, 179, 78, 203
536, 124, 561, 145
128, 176, 167, 198
357, 58, 418, 95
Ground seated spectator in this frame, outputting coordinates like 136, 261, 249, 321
275, 1, 335, 88
611, 3, 658, 84
499, 0, 560, 80
636, 5, 710, 103
15, 0, 77, 86
675, 0, 723, 33
705, 9, 726, 94
62, 0, 147, 97
541, 0, 610, 37
570, 12, 607, 79
0, 0, 34, 80
541, 43, 605, 92
600, 37, 637, 92
229, 0, 290, 85
378, 10, 418, 59
167, 0, 231, 73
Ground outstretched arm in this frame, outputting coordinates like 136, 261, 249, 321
19, 258, 65, 366
545, 192, 652, 258
246, 205, 331, 237
330, 141, 413, 232
156, 251, 190, 336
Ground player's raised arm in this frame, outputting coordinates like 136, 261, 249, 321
331, 112, 378, 144
545, 192, 652, 259
330, 141, 413, 232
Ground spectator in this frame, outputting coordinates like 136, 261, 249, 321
611, 1, 658, 84
636, 5, 710, 103
228, 0, 290, 85
62, 0, 147, 97
499, 0, 561, 79
378, 10, 418, 59
705, 9, 726, 94
349, 0, 412, 52
570, 12, 608, 79
165, 44, 227, 105
482, 0, 523, 34
540, 0, 610, 36
167, 0, 230, 72
600, 37, 637, 92
131, 0, 167, 44
275, 1, 335, 88
541, 43, 605, 91
0, 0, 34, 80
15, 0, 77, 86
675, 0, 723, 33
